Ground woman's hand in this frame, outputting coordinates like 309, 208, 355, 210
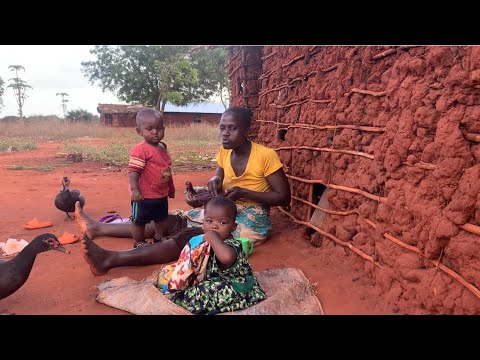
225, 186, 245, 202
208, 175, 223, 196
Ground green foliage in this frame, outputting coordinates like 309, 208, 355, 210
190, 47, 230, 108
56, 92, 69, 118
66, 109, 99, 122
8, 65, 32, 118
0, 138, 37, 152
154, 54, 199, 111
5, 165, 54, 171
81, 45, 229, 112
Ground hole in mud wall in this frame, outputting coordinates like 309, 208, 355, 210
277, 129, 288, 141
237, 77, 244, 95
309, 184, 328, 231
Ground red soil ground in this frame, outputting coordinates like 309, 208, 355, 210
0, 142, 391, 314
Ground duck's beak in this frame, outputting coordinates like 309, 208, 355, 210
54, 244, 70, 254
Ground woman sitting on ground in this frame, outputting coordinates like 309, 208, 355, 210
78, 106, 291, 275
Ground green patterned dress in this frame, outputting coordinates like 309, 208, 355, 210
171, 238, 266, 315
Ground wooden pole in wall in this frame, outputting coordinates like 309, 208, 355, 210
306, 184, 314, 222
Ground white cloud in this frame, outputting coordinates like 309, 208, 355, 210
0, 45, 121, 117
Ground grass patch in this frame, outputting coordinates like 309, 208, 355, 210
5, 165, 55, 171
0, 138, 38, 153
0, 117, 113, 140
0, 118, 220, 142
62, 141, 218, 167
1, 119, 221, 168
62, 143, 130, 166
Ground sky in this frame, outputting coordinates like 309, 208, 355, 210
0, 45, 121, 117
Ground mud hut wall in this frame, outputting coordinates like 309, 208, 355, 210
114, 113, 137, 127
229, 46, 480, 314
226, 46, 263, 137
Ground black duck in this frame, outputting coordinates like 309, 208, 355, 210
0, 233, 69, 300
54, 176, 85, 220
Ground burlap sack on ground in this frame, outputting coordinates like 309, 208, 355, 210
96, 267, 324, 315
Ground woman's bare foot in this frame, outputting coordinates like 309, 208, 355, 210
81, 235, 112, 276
75, 201, 99, 240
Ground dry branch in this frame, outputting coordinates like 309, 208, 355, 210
282, 198, 480, 301
383, 233, 480, 300
269, 99, 308, 108
228, 64, 242, 78
261, 51, 277, 61
292, 196, 359, 216
287, 123, 386, 133
269, 98, 331, 109
225, 47, 242, 68
328, 184, 387, 203
255, 121, 386, 133
285, 174, 387, 203
372, 48, 397, 60
259, 72, 317, 97
466, 133, 480, 143
308, 99, 331, 104
347, 88, 387, 97
281, 54, 305, 68
256, 119, 278, 125
259, 68, 278, 80
402, 161, 437, 170
277, 207, 378, 266
306, 185, 314, 222
286, 174, 326, 184
275, 145, 374, 160
460, 223, 480, 236
321, 64, 339, 73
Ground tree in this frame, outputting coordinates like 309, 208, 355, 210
66, 109, 98, 122
56, 92, 69, 123
154, 53, 199, 113
189, 47, 230, 109
81, 46, 229, 114
8, 65, 32, 119
0, 77, 4, 114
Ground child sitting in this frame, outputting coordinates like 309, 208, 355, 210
157, 196, 266, 315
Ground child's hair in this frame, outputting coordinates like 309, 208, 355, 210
136, 108, 163, 128
205, 196, 238, 220
223, 106, 252, 129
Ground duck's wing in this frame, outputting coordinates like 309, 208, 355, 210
71, 190, 85, 207
54, 190, 72, 212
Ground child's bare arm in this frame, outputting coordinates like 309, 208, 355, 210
129, 172, 143, 202
204, 230, 236, 270
168, 174, 175, 198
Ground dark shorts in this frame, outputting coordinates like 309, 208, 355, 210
131, 197, 168, 226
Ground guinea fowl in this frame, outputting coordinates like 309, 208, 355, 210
184, 181, 213, 208
0, 233, 69, 301
54, 176, 85, 220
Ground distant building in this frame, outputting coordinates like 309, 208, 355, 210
97, 102, 225, 127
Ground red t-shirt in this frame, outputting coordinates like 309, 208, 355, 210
128, 141, 175, 199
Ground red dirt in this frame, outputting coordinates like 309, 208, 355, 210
0, 143, 390, 314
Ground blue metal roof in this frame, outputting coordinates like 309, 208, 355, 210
164, 102, 226, 114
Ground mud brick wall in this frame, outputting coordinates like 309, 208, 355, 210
226, 46, 263, 138
228, 46, 480, 314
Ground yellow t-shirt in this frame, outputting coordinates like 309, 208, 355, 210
215, 142, 283, 206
